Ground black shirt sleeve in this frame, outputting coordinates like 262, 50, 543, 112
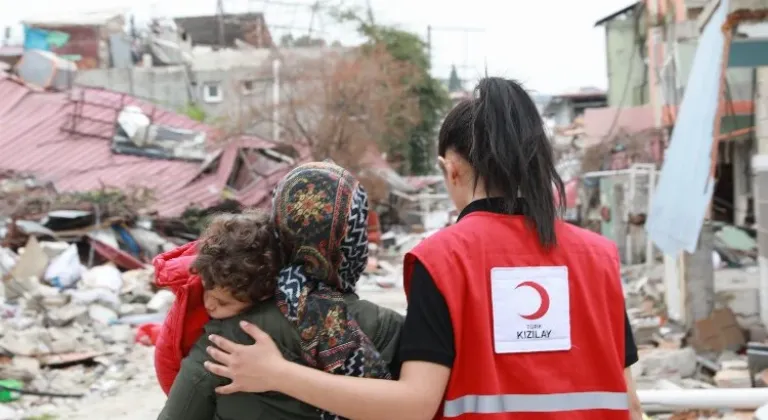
399, 259, 455, 367
624, 310, 639, 368
398, 258, 640, 369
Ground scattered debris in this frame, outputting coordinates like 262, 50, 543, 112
621, 221, 768, 418
0, 169, 443, 418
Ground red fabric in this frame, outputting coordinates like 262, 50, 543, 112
153, 241, 209, 395
135, 323, 161, 346
404, 213, 627, 420
368, 210, 382, 245
554, 179, 579, 209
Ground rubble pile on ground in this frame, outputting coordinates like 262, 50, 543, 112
0, 174, 430, 419
0, 234, 171, 419
0, 237, 415, 419
0, 174, 187, 418
622, 223, 768, 418
17, 179, 765, 419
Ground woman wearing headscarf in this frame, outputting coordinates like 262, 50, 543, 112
203, 78, 643, 420
157, 161, 402, 420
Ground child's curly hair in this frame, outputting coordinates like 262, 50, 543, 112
190, 209, 289, 303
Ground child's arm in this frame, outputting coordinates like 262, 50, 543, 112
157, 356, 217, 420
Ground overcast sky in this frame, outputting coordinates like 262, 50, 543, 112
0, 0, 633, 94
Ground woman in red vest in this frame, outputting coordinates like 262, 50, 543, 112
203, 77, 644, 420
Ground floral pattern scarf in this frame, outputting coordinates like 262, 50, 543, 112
272, 161, 391, 420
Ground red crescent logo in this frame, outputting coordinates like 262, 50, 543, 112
516, 281, 551, 320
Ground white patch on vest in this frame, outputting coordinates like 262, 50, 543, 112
490, 266, 571, 354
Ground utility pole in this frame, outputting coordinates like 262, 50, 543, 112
425, 25, 484, 84
307, 1, 320, 38
427, 25, 432, 65
216, 0, 226, 50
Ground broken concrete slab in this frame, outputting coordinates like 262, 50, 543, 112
47, 303, 88, 327
636, 347, 698, 379
88, 304, 118, 325
715, 367, 752, 388
6, 236, 48, 300
0, 355, 40, 381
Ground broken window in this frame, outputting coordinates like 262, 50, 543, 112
242, 80, 255, 95
203, 82, 223, 103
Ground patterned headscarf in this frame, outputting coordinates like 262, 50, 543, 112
272, 161, 390, 420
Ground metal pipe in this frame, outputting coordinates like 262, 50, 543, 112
646, 167, 657, 268
581, 169, 636, 178
581, 164, 656, 179
627, 165, 637, 263
639, 388, 768, 411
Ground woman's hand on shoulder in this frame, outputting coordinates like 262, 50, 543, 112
204, 321, 288, 394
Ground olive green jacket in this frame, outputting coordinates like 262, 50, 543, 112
157, 294, 404, 420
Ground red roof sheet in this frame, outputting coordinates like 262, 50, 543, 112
0, 74, 289, 217
583, 101, 754, 148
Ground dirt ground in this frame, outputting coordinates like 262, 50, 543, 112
55, 287, 406, 419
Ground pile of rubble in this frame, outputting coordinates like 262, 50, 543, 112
0, 240, 414, 419
0, 174, 177, 418
0, 177, 427, 419
0, 233, 173, 419
622, 224, 768, 420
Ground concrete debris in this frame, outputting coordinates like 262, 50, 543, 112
620, 232, 768, 419
715, 365, 751, 388
755, 402, 768, 420
0, 234, 170, 417
0, 405, 14, 420
3, 167, 764, 420
145, 289, 174, 313
0, 214, 418, 418
636, 347, 698, 379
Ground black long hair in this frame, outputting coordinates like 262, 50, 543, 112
438, 77, 565, 248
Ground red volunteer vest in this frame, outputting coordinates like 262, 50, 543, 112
405, 212, 629, 420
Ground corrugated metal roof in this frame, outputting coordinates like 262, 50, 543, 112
644, 0, 729, 255
0, 73, 289, 217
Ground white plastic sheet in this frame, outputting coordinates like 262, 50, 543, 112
44, 244, 83, 288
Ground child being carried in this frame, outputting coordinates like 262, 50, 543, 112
152, 210, 288, 394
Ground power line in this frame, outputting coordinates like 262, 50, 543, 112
249, 0, 317, 7
428, 26, 485, 32
426, 25, 485, 72
246, 0, 337, 39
